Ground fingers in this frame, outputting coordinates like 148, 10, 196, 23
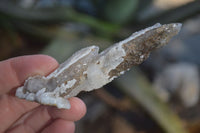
7, 97, 86, 133
7, 119, 75, 133
0, 55, 58, 95
48, 97, 87, 121
0, 95, 39, 133
41, 119, 75, 133
0, 55, 58, 132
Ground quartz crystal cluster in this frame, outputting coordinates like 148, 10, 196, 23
16, 23, 182, 109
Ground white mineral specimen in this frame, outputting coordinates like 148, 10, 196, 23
16, 23, 182, 109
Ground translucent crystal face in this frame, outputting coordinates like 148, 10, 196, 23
16, 23, 182, 109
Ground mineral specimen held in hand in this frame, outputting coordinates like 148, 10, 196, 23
16, 23, 182, 109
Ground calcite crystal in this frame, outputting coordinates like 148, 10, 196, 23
16, 23, 182, 109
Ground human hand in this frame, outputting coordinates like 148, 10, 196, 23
0, 55, 86, 133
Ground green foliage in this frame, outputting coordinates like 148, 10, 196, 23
103, 0, 138, 24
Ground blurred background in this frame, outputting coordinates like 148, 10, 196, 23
0, 0, 200, 133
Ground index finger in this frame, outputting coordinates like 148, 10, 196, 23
0, 55, 58, 95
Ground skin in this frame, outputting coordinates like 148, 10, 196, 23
0, 55, 86, 133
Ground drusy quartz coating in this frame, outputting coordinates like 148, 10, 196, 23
16, 23, 182, 109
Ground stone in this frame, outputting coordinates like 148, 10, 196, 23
16, 23, 182, 109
